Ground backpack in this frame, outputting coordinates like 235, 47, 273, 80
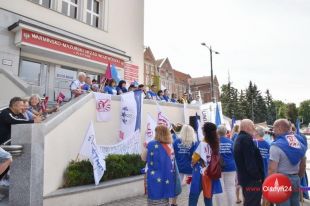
206, 149, 222, 180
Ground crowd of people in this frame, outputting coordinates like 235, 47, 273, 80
0, 95, 60, 185
142, 118, 308, 206
70, 72, 201, 104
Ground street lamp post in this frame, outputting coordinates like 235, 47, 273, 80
201, 43, 219, 103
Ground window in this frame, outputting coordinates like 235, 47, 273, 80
19, 60, 42, 86
61, 0, 78, 19
86, 0, 100, 27
31, 0, 52, 8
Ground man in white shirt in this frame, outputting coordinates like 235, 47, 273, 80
70, 72, 86, 98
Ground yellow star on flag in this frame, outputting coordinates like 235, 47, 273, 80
151, 171, 155, 175
165, 180, 169, 184
154, 144, 159, 149
157, 178, 161, 183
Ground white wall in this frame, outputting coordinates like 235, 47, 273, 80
0, 73, 28, 107
44, 95, 199, 195
0, 0, 144, 82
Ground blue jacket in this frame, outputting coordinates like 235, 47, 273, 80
147, 91, 158, 100
116, 86, 128, 94
254, 139, 270, 177
219, 136, 236, 172
104, 86, 117, 95
147, 140, 176, 200
163, 95, 170, 102
231, 133, 239, 142
173, 139, 198, 174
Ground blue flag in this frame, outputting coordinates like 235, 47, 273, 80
215, 103, 222, 126
194, 113, 199, 141
111, 64, 121, 84
231, 115, 236, 129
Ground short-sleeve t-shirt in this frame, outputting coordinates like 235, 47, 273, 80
269, 145, 300, 174
70, 80, 84, 91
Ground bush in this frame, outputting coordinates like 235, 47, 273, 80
63, 154, 145, 188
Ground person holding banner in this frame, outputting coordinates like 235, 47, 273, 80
188, 122, 222, 206
141, 125, 181, 206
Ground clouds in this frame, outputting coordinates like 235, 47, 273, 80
144, 0, 310, 104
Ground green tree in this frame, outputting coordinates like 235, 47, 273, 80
286, 103, 298, 122
274, 100, 287, 119
255, 91, 267, 123
220, 82, 239, 118
299, 100, 310, 125
237, 90, 247, 119
265, 90, 277, 124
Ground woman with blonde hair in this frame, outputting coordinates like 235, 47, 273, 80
173, 125, 198, 183
141, 125, 181, 206
231, 124, 240, 142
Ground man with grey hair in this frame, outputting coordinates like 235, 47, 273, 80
234, 119, 264, 206
254, 126, 270, 180
70, 72, 86, 98
213, 124, 236, 206
268, 119, 307, 206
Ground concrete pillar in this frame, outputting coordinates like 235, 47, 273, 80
10, 124, 45, 206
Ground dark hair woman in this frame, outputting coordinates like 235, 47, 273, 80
103, 79, 117, 95
116, 80, 128, 95
157, 90, 164, 101
188, 122, 222, 206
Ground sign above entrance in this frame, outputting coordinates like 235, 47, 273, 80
124, 63, 139, 83
21, 29, 125, 68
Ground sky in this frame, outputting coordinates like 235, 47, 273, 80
144, 0, 310, 105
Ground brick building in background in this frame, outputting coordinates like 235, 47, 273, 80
144, 47, 220, 102
173, 69, 191, 99
189, 76, 220, 103
156, 57, 175, 92
143, 47, 158, 87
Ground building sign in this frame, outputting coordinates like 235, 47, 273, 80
55, 67, 77, 81
124, 63, 139, 83
21, 29, 125, 68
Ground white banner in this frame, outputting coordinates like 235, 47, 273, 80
94, 92, 112, 122
157, 105, 171, 129
99, 130, 141, 157
200, 102, 224, 124
120, 91, 142, 140
145, 114, 157, 144
183, 103, 189, 124
197, 116, 204, 141
79, 121, 106, 185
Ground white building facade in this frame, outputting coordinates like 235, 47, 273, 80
0, 0, 144, 101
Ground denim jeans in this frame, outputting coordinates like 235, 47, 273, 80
188, 193, 212, 206
277, 174, 300, 206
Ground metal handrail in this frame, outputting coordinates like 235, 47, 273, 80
0, 139, 23, 156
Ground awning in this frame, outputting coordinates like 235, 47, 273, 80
8, 20, 131, 68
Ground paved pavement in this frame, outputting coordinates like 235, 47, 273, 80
103, 185, 240, 206
103, 186, 204, 206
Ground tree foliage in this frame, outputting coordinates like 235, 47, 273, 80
221, 82, 275, 124
299, 100, 310, 125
